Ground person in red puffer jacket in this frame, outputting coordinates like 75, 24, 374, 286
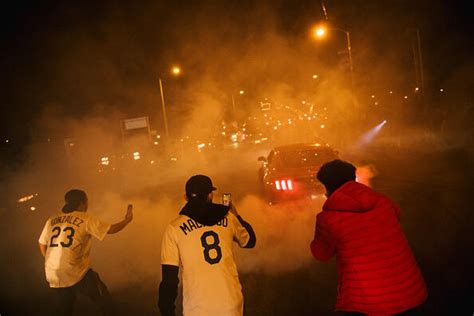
311, 160, 427, 316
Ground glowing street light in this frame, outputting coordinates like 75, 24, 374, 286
231, 90, 245, 116
172, 66, 181, 75
159, 65, 182, 138
314, 27, 326, 38
312, 24, 354, 89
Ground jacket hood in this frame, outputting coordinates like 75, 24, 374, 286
323, 181, 380, 213
180, 199, 229, 226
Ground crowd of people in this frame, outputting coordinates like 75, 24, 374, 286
38, 159, 427, 316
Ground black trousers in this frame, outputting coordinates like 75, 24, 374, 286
52, 269, 114, 316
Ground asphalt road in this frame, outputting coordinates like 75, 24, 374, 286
1, 136, 473, 315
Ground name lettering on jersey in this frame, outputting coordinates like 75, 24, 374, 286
51, 215, 84, 228
179, 218, 227, 235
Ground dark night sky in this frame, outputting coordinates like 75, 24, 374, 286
1, 0, 472, 146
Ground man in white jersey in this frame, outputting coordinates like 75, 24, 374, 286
38, 189, 133, 315
158, 175, 256, 316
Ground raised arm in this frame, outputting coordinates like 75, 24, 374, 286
230, 202, 256, 248
108, 204, 133, 234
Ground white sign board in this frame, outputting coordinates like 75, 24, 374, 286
123, 117, 149, 130
260, 101, 271, 111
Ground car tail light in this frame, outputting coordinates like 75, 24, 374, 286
275, 180, 281, 190
275, 179, 294, 191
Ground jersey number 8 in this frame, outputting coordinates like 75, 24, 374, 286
200, 231, 222, 265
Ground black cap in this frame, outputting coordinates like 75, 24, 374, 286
62, 189, 87, 213
185, 175, 216, 198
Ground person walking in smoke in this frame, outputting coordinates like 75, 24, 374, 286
38, 189, 133, 315
311, 160, 427, 315
158, 174, 256, 316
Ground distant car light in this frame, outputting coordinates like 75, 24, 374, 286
18, 194, 36, 203
101, 157, 109, 165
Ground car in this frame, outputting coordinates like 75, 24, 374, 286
257, 143, 339, 204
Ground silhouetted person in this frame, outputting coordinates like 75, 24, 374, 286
38, 189, 133, 315
311, 160, 427, 315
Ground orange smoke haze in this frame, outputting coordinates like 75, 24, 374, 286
356, 164, 378, 187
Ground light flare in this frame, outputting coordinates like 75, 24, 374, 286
354, 120, 387, 147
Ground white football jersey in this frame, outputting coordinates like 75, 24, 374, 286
38, 211, 110, 288
161, 212, 251, 316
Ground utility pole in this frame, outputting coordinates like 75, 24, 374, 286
416, 28, 425, 96
158, 78, 169, 138
411, 28, 426, 113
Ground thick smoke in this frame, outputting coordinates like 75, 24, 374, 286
1, 110, 328, 297
1, 1, 473, 314
234, 195, 322, 274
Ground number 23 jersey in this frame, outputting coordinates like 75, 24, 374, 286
161, 212, 251, 315
38, 211, 111, 288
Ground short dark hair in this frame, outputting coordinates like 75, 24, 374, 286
317, 159, 356, 194
62, 189, 87, 213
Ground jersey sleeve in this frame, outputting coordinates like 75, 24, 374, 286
38, 220, 50, 245
86, 214, 111, 241
230, 213, 251, 248
161, 224, 180, 266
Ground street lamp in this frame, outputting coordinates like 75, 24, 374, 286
313, 25, 354, 89
231, 90, 245, 115
171, 66, 181, 75
159, 66, 181, 138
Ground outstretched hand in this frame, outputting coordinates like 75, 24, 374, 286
107, 204, 134, 234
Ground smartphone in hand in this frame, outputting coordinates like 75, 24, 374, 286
222, 193, 231, 206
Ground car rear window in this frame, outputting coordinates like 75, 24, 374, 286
274, 149, 337, 168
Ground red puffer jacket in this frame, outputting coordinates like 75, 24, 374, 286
311, 181, 427, 315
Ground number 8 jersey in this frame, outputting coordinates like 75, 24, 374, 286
161, 212, 251, 316
38, 211, 111, 288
